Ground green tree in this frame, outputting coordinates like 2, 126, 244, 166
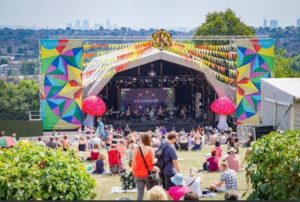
6, 46, 12, 53
0, 58, 8, 65
0, 143, 96, 200
246, 130, 300, 200
20, 61, 37, 75
274, 49, 299, 78
195, 9, 255, 36
291, 54, 300, 74
0, 80, 40, 120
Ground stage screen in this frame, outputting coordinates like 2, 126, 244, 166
120, 88, 175, 110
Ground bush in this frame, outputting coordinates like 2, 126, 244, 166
0, 142, 96, 200
246, 130, 300, 200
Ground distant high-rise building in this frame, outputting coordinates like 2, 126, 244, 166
74, 20, 81, 29
263, 19, 268, 27
297, 18, 300, 28
82, 19, 89, 30
270, 20, 278, 29
94, 23, 103, 30
66, 23, 72, 29
105, 19, 112, 30
113, 23, 118, 30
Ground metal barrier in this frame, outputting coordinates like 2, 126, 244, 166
29, 110, 41, 120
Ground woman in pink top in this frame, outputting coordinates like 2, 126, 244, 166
225, 147, 240, 172
215, 141, 223, 159
206, 150, 220, 172
168, 173, 191, 201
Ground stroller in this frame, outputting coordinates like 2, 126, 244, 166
108, 149, 123, 174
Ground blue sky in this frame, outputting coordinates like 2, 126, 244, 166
0, 0, 299, 30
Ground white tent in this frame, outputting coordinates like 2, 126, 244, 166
261, 78, 300, 130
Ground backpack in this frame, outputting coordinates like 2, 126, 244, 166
155, 145, 172, 173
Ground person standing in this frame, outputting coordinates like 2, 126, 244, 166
62, 135, 70, 151
46, 137, 58, 149
132, 133, 156, 200
96, 117, 104, 137
157, 133, 180, 190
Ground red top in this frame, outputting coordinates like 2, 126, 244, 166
133, 148, 154, 178
207, 156, 220, 172
90, 150, 100, 161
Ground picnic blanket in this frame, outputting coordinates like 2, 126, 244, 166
111, 186, 137, 194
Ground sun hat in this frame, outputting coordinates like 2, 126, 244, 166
228, 147, 236, 153
171, 173, 186, 186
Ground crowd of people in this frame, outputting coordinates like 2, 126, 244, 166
31, 122, 254, 201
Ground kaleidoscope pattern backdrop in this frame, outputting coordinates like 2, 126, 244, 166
40, 40, 84, 130
236, 39, 275, 124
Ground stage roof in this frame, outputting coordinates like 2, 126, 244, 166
83, 46, 236, 100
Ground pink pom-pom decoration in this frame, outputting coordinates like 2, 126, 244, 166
82, 95, 107, 116
210, 96, 236, 115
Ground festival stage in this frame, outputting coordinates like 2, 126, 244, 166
107, 119, 214, 131
39, 30, 275, 132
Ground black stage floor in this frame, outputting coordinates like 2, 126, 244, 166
107, 119, 214, 131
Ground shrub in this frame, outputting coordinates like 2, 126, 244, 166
0, 142, 96, 200
246, 130, 300, 200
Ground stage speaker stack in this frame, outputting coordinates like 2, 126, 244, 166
254, 125, 274, 139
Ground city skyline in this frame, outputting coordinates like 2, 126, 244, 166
0, 0, 300, 30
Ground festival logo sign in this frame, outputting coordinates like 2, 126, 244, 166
152, 29, 172, 50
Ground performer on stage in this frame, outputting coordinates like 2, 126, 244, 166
96, 117, 105, 137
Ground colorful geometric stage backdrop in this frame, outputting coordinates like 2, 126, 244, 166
40, 40, 83, 130
40, 36, 275, 130
236, 39, 275, 124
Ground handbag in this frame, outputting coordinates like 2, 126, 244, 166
138, 146, 161, 187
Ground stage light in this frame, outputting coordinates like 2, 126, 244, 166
148, 69, 156, 77
148, 64, 156, 77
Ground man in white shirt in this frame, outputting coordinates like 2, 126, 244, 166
184, 167, 202, 197
36, 137, 46, 146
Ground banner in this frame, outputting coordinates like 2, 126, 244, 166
40, 39, 84, 130
236, 39, 275, 125
120, 88, 175, 111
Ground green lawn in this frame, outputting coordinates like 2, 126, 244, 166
89, 145, 251, 200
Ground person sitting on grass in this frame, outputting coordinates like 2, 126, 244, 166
225, 147, 240, 172
146, 185, 169, 200
203, 149, 220, 172
90, 144, 100, 161
168, 173, 191, 201
93, 152, 107, 174
215, 141, 223, 158
184, 167, 202, 197
209, 161, 238, 192
183, 191, 200, 201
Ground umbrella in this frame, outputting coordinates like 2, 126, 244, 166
82, 95, 107, 116
0, 136, 16, 148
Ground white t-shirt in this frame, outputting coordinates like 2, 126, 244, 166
184, 176, 202, 196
